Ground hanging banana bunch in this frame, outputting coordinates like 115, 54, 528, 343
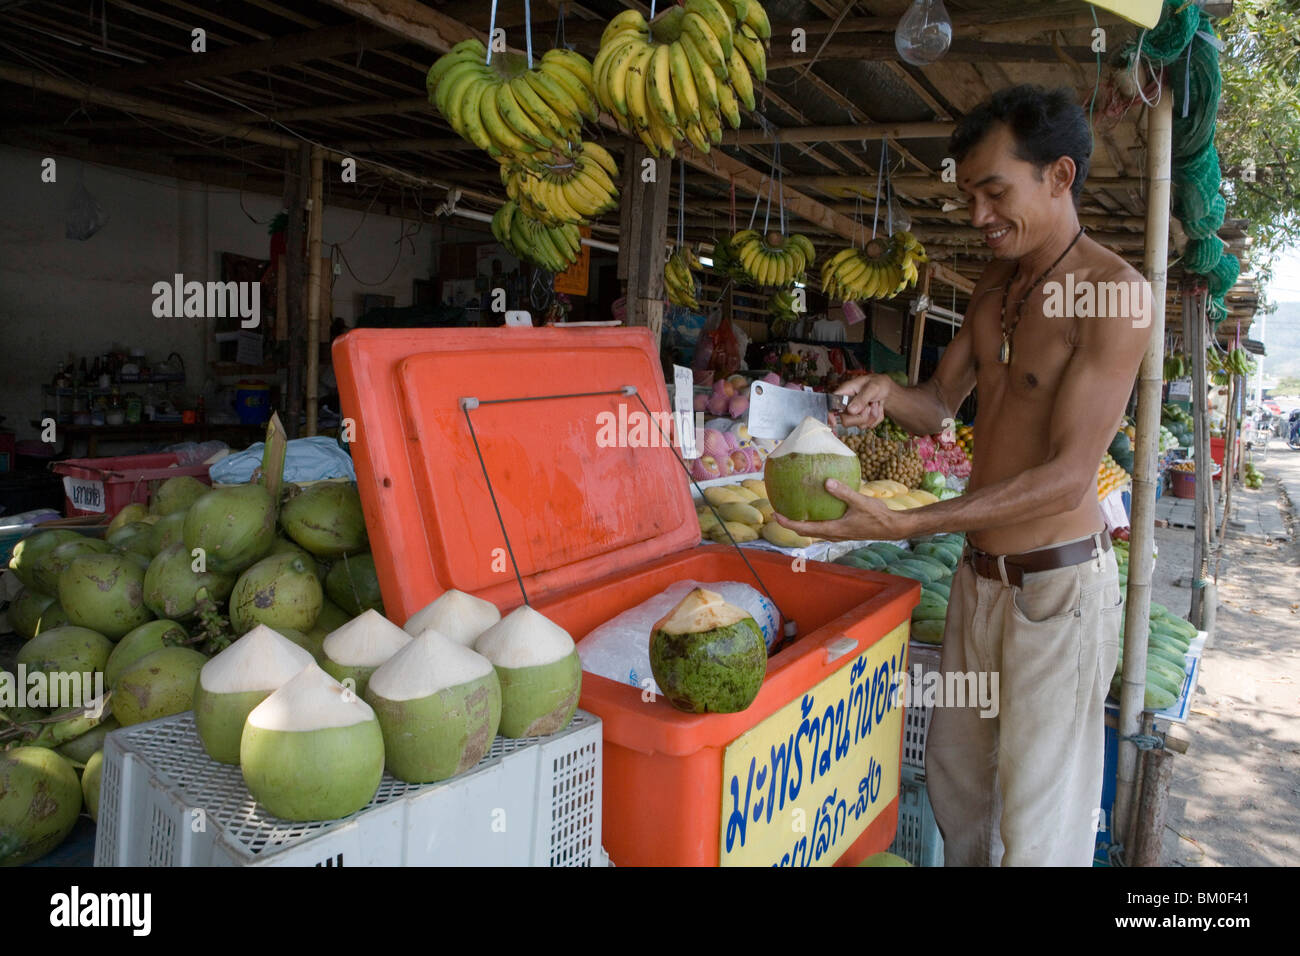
427, 40, 599, 171
821, 231, 928, 302
500, 140, 621, 225
592, 0, 770, 158
768, 288, 801, 337
709, 233, 750, 283
665, 248, 702, 310
727, 230, 815, 287
1162, 351, 1188, 381
1224, 346, 1253, 377
491, 201, 583, 274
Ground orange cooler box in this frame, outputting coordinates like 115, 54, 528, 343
333, 328, 919, 867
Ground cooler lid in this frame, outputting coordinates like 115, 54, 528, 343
332, 327, 699, 626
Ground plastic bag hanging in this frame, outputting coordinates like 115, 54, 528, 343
66, 173, 108, 241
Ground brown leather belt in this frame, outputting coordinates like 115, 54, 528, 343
965, 531, 1111, 589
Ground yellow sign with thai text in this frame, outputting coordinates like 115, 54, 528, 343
1086, 0, 1163, 29
719, 623, 908, 867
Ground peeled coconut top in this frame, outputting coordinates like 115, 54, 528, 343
474, 605, 574, 669
322, 608, 412, 667
654, 588, 754, 635
199, 624, 315, 694
246, 662, 375, 731
368, 629, 495, 701
403, 589, 501, 645
769, 416, 855, 458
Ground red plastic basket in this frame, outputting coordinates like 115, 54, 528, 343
52, 453, 211, 518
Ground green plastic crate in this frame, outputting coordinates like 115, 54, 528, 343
888, 766, 944, 867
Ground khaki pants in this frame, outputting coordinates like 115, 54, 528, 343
925, 534, 1123, 866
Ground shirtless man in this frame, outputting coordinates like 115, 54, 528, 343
776, 86, 1154, 865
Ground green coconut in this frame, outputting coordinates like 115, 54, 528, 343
0, 747, 82, 865
82, 750, 105, 824
57, 552, 154, 639
324, 552, 383, 617
111, 646, 208, 727
150, 475, 209, 516
32, 537, 111, 595
403, 589, 501, 646
279, 481, 368, 558
33, 600, 71, 636
9, 587, 55, 641
147, 510, 188, 556
106, 520, 156, 558
649, 587, 766, 715
275, 628, 325, 663
55, 716, 120, 766
320, 609, 411, 699
7, 529, 84, 591
104, 619, 189, 688
306, 599, 351, 640
763, 416, 862, 521
182, 482, 277, 574
16, 626, 115, 683
228, 552, 323, 636
194, 624, 316, 764
364, 629, 501, 783
107, 503, 149, 537
240, 663, 385, 821
268, 536, 319, 579
473, 606, 581, 738
142, 543, 236, 621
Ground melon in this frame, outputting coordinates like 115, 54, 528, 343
473, 606, 581, 738
649, 587, 767, 714
0, 747, 82, 865
194, 625, 316, 764
110, 646, 208, 727
403, 589, 501, 646
320, 609, 412, 699
364, 629, 501, 783
240, 663, 385, 821
763, 416, 862, 521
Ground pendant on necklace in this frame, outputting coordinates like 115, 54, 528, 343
999, 336, 1011, 364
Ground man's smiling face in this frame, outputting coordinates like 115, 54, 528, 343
956, 123, 1065, 261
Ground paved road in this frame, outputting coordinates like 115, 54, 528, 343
1155, 436, 1300, 866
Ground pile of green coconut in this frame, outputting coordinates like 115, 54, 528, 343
1, 474, 582, 864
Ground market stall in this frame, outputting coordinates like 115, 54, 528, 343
0, 0, 1260, 870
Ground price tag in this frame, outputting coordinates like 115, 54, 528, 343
673, 364, 698, 459
1167, 378, 1192, 402
63, 477, 105, 513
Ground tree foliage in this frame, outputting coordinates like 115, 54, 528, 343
1218, 0, 1300, 273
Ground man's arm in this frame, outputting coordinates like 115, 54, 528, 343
778, 279, 1153, 542
836, 304, 979, 436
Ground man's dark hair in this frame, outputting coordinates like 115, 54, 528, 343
948, 85, 1092, 204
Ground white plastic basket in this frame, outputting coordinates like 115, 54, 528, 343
901, 641, 941, 771
94, 710, 606, 867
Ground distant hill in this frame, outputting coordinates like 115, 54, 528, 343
1261, 300, 1300, 394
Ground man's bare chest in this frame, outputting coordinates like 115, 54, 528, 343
968, 284, 1080, 404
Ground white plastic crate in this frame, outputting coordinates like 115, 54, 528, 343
901, 641, 941, 770
94, 710, 605, 867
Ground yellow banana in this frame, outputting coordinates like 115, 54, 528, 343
685, 0, 734, 57
716, 81, 742, 127
684, 119, 711, 152
727, 46, 755, 110
456, 76, 497, 153
605, 36, 649, 122
678, 31, 720, 112
667, 40, 701, 127
510, 74, 569, 143
646, 42, 679, 131
734, 23, 767, 83
542, 47, 595, 89
480, 86, 532, 158
524, 68, 583, 134
434, 59, 489, 120
594, 32, 644, 114
497, 81, 553, 149
743, 0, 772, 40
541, 58, 597, 122
581, 141, 620, 181
682, 11, 729, 79
601, 9, 649, 48
624, 42, 656, 133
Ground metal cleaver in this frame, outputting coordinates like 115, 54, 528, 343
747, 383, 850, 439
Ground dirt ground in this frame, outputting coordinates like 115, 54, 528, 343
1153, 439, 1300, 866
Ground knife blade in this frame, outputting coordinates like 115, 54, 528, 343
746, 383, 850, 439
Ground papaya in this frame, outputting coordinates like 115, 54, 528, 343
847, 548, 888, 571
890, 559, 943, 584
913, 543, 958, 569
865, 542, 909, 562
923, 581, 951, 602
911, 603, 948, 622
834, 555, 878, 571
901, 553, 952, 579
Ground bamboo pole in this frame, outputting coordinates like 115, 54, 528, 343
1190, 283, 1214, 627
305, 147, 324, 437
1130, 747, 1174, 866
907, 263, 933, 385
1114, 89, 1172, 853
